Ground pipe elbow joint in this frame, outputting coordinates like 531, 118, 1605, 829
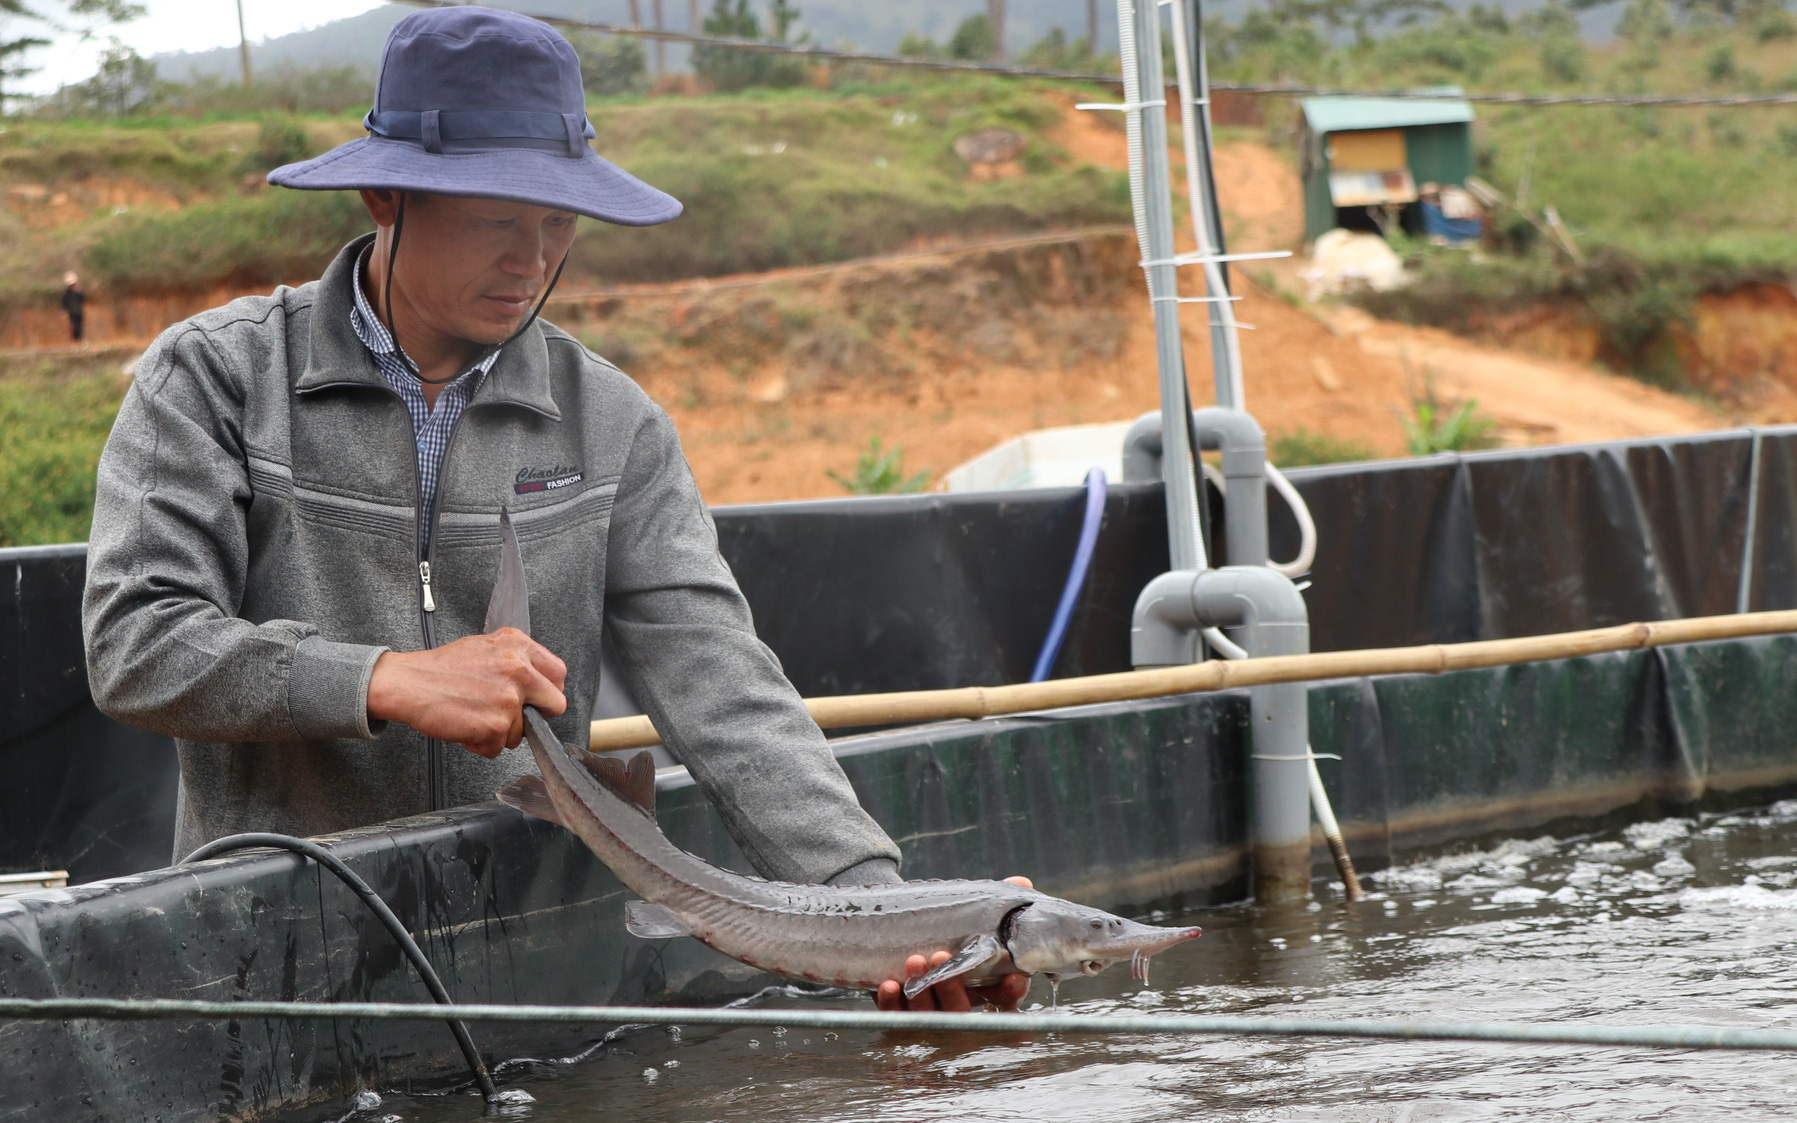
1191, 407, 1266, 482
1122, 411, 1171, 483
1190, 566, 1309, 658
1130, 568, 1204, 668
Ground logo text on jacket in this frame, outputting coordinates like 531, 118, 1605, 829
515, 464, 583, 494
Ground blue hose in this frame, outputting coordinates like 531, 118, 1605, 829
1030, 468, 1108, 682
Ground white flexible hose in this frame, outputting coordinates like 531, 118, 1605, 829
1265, 464, 1317, 578
1197, 461, 1318, 578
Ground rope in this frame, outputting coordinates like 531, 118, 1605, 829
9, 997, 1797, 1052
396, 1, 1797, 108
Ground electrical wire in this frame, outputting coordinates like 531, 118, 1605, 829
180, 834, 501, 1106
396, 1, 1797, 108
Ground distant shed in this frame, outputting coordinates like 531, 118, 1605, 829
1298, 95, 1476, 242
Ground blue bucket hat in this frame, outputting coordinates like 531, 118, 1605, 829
269, 6, 681, 226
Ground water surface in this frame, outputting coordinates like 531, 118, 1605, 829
336, 800, 1797, 1122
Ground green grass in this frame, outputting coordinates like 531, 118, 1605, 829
1269, 428, 1376, 466
0, 355, 130, 547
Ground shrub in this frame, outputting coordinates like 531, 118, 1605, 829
1403, 396, 1498, 455
234, 119, 313, 174
948, 15, 997, 61
693, 0, 809, 92
567, 33, 649, 97
827, 436, 930, 494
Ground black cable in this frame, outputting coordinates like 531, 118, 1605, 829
181, 833, 498, 1105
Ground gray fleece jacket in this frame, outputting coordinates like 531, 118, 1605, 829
82, 235, 902, 886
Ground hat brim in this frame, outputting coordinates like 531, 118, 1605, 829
268, 137, 682, 227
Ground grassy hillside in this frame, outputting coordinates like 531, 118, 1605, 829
0, 77, 1129, 315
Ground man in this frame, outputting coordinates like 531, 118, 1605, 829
81, 6, 1022, 1014
60, 271, 85, 343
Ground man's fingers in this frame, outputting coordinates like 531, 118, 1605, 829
994, 972, 1030, 1011
933, 976, 972, 1013
875, 980, 903, 1012
1004, 875, 1034, 889
525, 639, 569, 692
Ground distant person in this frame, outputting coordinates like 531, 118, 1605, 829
60, 272, 84, 344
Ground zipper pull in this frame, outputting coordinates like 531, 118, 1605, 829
418, 561, 436, 612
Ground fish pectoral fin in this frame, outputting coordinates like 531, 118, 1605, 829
901, 933, 1003, 1000
577, 747, 658, 821
495, 774, 564, 826
624, 900, 693, 940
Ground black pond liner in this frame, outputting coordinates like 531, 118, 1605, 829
4, 427, 1797, 1119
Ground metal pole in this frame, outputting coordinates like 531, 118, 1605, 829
653, 0, 666, 81
1120, 0, 1204, 576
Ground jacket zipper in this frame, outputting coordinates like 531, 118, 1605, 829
419, 398, 481, 812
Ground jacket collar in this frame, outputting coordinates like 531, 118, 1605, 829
295, 233, 563, 422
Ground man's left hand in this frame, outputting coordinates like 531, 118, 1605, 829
874, 875, 1033, 1012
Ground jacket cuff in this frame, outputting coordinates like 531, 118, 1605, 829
825, 857, 903, 888
290, 635, 388, 741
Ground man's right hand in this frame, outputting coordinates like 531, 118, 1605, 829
367, 627, 567, 758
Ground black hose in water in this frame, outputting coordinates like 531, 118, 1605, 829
180, 833, 498, 1105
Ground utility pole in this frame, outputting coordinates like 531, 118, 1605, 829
987, 0, 1005, 60
627, 0, 641, 26
1087, 0, 1098, 55
690, 0, 699, 32
235, 0, 252, 87
652, 0, 665, 81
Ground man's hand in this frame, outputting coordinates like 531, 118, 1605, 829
367, 627, 567, 758
874, 875, 1034, 1013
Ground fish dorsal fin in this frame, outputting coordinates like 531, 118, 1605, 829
496, 774, 563, 826
577, 746, 657, 820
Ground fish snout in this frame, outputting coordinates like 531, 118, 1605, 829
1104, 920, 1202, 959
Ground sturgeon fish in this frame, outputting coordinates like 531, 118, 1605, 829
485, 507, 1200, 998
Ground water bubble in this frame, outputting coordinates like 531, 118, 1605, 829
666, 1026, 682, 1042
823, 1032, 837, 1041
749, 1039, 761, 1048
772, 1026, 787, 1038
1653, 855, 1696, 879
1491, 886, 1548, 905
643, 1067, 660, 1082
1624, 818, 1692, 850
664, 1059, 680, 1068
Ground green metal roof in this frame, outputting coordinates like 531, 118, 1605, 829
1300, 95, 1475, 134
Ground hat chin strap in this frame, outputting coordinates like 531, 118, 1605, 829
381, 193, 571, 386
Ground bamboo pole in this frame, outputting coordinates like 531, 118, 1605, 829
589, 609, 1797, 751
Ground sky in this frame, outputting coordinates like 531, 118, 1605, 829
11, 0, 389, 95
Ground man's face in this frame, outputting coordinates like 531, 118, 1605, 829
367, 192, 579, 346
